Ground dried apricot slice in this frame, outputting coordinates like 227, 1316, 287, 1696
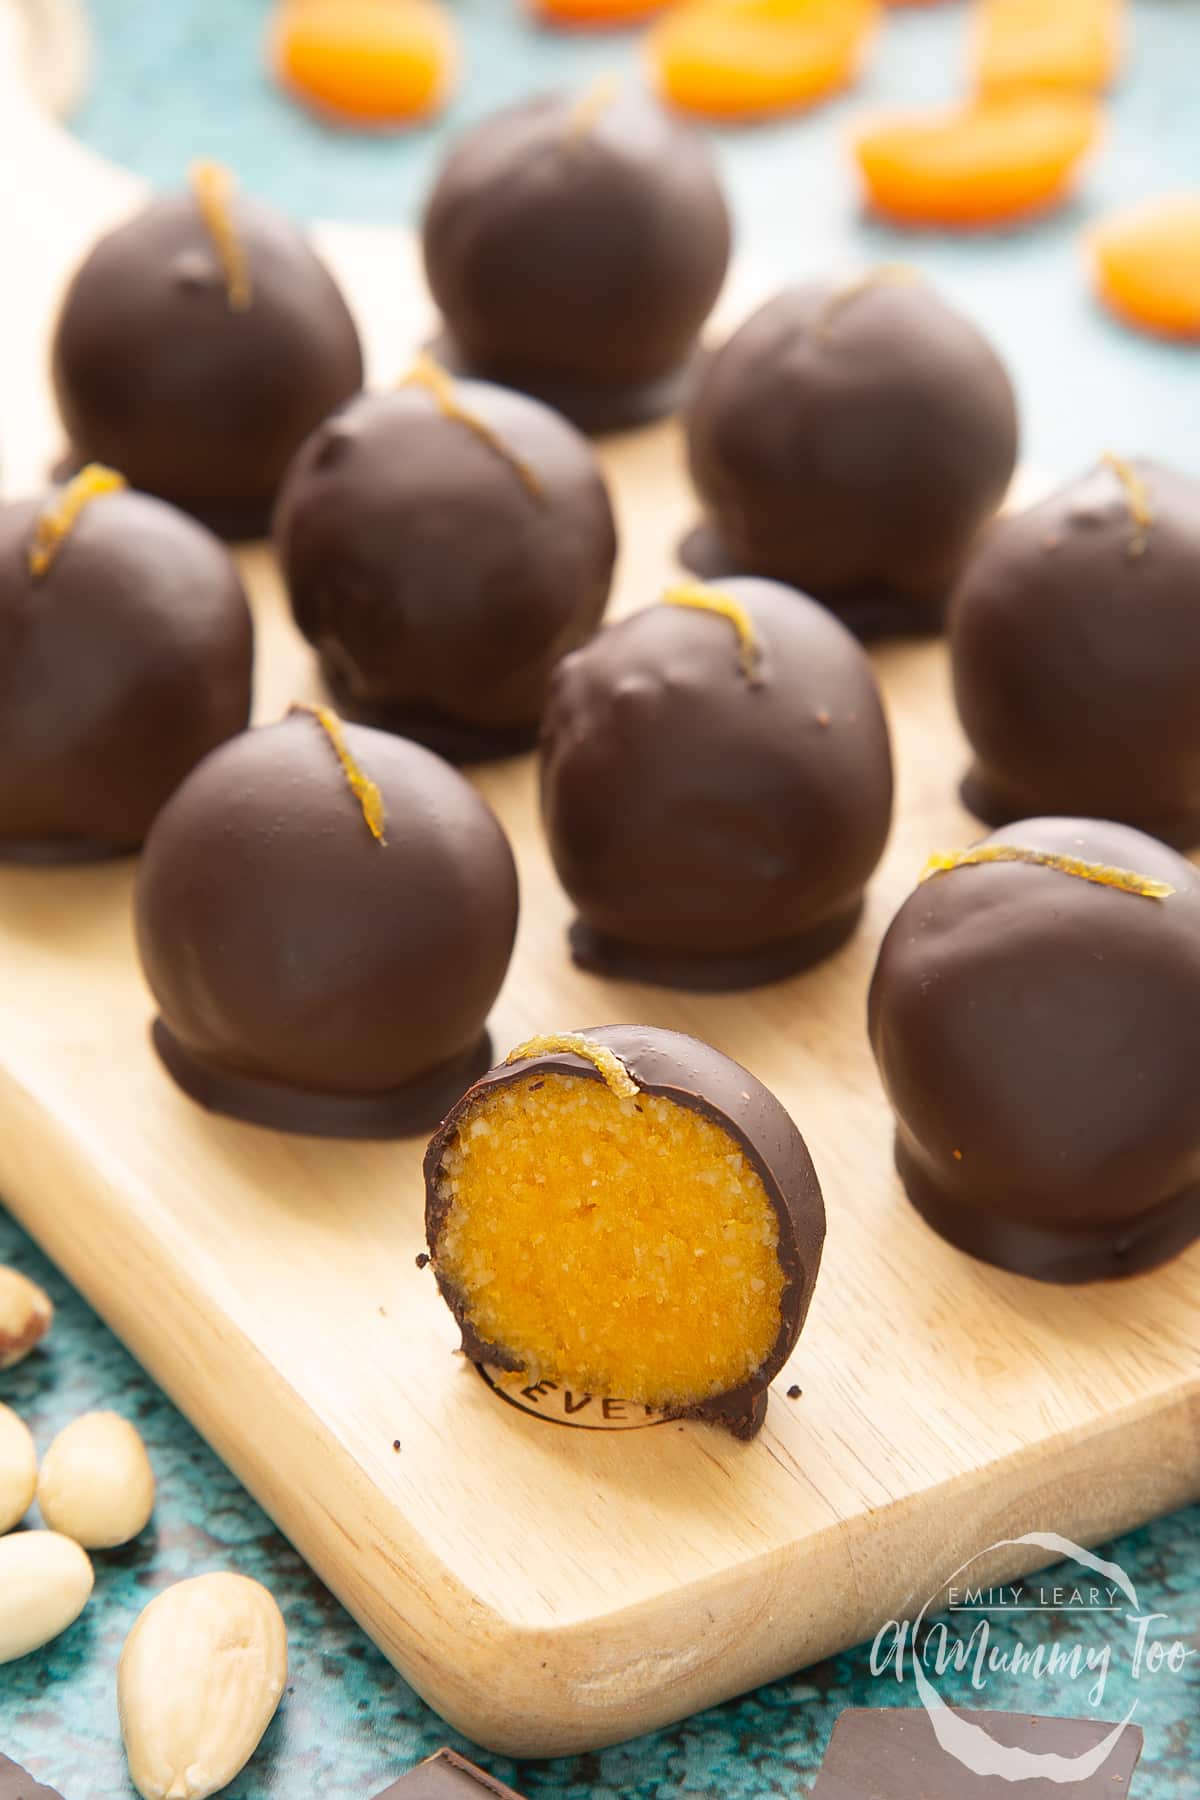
974, 0, 1124, 95
534, 0, 667, 24
853, 94, 1101, 227
650, 0, 878, 120
1090, 195, 1200, 340
271, 0, 457, 127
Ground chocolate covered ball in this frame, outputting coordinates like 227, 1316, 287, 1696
274, 362, 617, 761
683, 272, 1019, 635
52, 163, 364, 539
0, 469, 253, 861
540, 577, 894, 988
425, 1026, 825, 1438
869, 818, 1200, 1282
422, 85, 732, 432
951, 456, 1200, 847
135, 709, 519, 1138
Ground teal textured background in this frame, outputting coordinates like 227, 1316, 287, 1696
3, 1, 1199, 1795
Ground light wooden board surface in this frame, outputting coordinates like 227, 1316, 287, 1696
0, 32, 1197, 1758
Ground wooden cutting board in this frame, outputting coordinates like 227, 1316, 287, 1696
0, 31, 1196, 1760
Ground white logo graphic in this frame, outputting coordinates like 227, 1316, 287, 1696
872, 1531, 1195, 1784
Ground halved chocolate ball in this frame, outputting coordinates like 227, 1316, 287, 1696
0, 470, 253, 861
274, 361, 616, 762
683, 271, 1019, 635
52, 163, 364, 538
869, 818, 1200, 1282
135, 710, 519, 1138
540, 577, 894, 988
422, 86, 731, 433
951, 457, 1200, 847
424, 1027, 825, 1437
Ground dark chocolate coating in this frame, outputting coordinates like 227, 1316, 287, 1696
424, 1024, 826, 1437
951, 459, 1200, 847
422, 90, 731, 432
135, 715, 519, 1139
0, 1754, 67, 1800
869, 817, 1200, 1282
274, 383, 616, 761
0, 486, 253, 860
372, 1750, 526, 1800
813, 1709, 1144, 1799
52, 189, 364, 538
684, 278, 1019, 634
540, 579, 893, 988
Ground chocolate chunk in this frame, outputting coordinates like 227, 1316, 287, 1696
683, 273, 1018, 636
811, 1707, 1143, 1797
422, 87, 731, 433
371, 1750, 526, 1800
0, 1753, 68, 1800
951, 457, 1200, 848
540, 577, 893, 989
869, 817, 1200, 1281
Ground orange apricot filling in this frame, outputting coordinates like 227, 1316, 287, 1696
974, 0, 1124, 96
650, 0, 878, 120
853, 94, 1101, 227
271, 0, 458, 127
1089, 195, 1200, 341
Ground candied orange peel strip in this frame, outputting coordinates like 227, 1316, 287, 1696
567, 74, 621, 139
664, 581, 763, 684
504, 1035, 641, 1100
1101, 451, 1153, 557
402, 354, 542, 501
292, 703, 387, 844
28, 464, 126, 578
921, 845, 1173, 899
818, 263, 919, 335
190, 160, 253, 311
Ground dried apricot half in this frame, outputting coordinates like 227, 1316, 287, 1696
534, 0, 668, 24
1090, 195, 1200, 340
272, 0, 458, 127
974, 0, 1124, 95
651, 0, 878, 120
854, 94, 1101, 227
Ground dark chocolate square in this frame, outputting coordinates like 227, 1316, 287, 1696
0, 1753, 67, 1800
811, 1707, 1144, 1798
372, 1749, 527, 1800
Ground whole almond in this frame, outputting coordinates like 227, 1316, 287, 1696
38, 1411, 155, 1549
0, 1529, 94, 1663
0, 1267, 53, 1369
119, 1572, 288, 1800
0, 1402, 37, 1535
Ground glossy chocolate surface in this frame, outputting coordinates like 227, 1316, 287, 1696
135, 714, 519, 1138
812, 1708, 1144, 1798
951, 458, 1200, 847
274, 381, 616, 761
869, 817, 1200, 1281
684, 277, 1018, 634
0, 485, 252, 860
52, 189, 363, 537
372, 1750, 527, 1800
425, 1024, 826, 1437
540, 578, 893, 988
422, 89, 731, 432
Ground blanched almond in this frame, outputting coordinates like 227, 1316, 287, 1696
0, 1529, 94, 1663
0, 1401, 37, 1535
38, 1411, 155, 1549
